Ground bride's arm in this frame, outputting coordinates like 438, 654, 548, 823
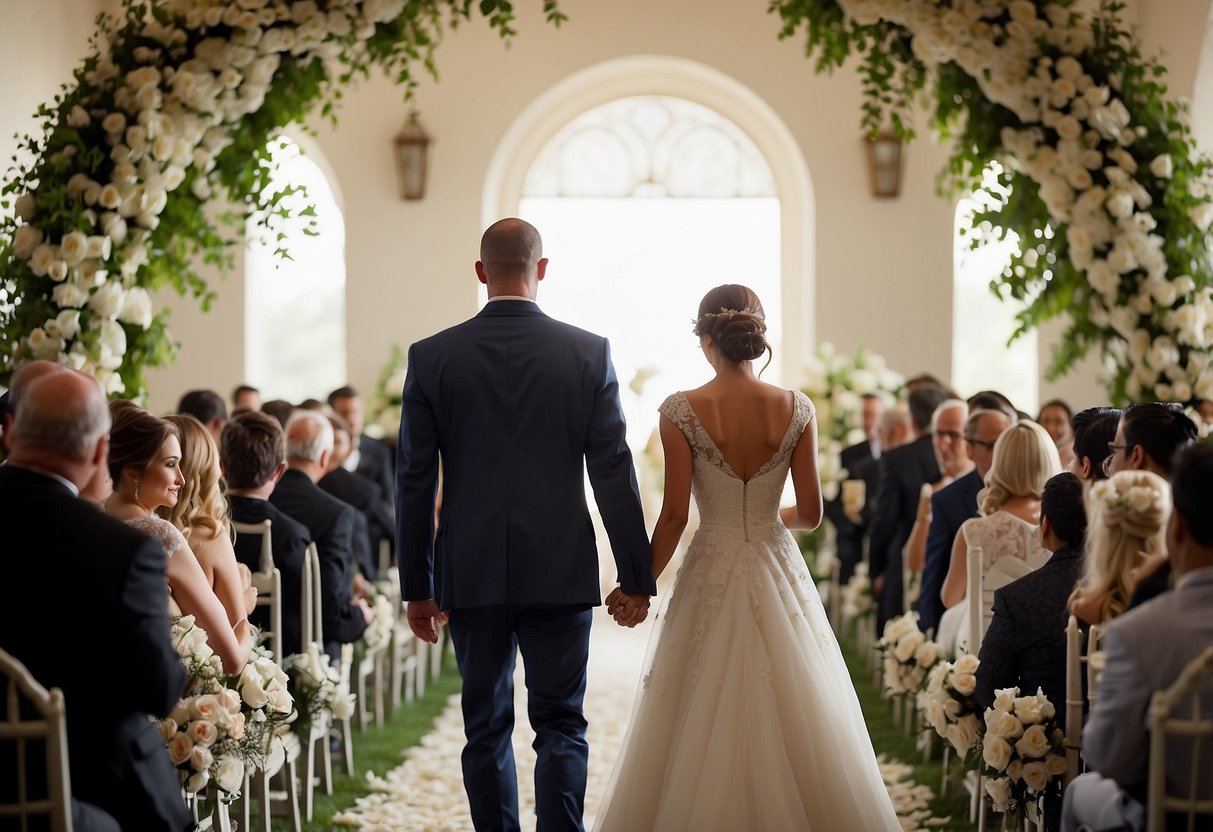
781, 414, 823, 531
165, 542, 254, 674
940, 525, 969, 608
650, 415, 693, 580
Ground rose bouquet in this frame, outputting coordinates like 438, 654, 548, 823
878, 612, 943, 696
361, 591, 397, 653
840, 561, 874, 624
285, 640, 355, 744
920, 652, 984, 757
981, 687, 1067, 814
160, 615, 296, 799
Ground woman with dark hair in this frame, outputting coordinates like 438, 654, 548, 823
1068, 406, 1121, 481
1037, 398, 1075, 468
596, 284, 901, 830
105, 401, 252, 674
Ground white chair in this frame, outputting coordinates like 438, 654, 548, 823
303, 543, 354, 779
298, 543, 335, 820
962, 547, 1034, 656
231, 519, 283, 664
0, 647, 73, 832
1147, 645, 1213, 832
1064, 616, 1105, 785
379, 567, 420, 711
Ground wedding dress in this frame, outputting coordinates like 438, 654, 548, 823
593, 391, 901, 831
125, 513, 187, 617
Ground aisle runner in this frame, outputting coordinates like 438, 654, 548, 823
333, 610, 943, 831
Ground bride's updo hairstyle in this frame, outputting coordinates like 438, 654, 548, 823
693, 284, 771, 372
107, 399, 178, 486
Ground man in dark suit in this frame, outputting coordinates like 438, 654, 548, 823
0, 371, 190, 831
918, 406, 1014, 635
825, 392, 885, 583
271, 409, 372, 664
321, 412, 393, 582
221, 410, 310, 659
1063, 444, 1213, 832
869, 384, 948, 632
329, 386, 395, 513
398, 218, 655, 832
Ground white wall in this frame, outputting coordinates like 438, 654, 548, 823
3, 0, 1211, 414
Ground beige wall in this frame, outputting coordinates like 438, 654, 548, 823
2, 0, 1210, 415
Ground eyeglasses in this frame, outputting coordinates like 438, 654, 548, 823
965, 436, 997, 451
1102, 443, 1130, 476
936, 430, 964, 441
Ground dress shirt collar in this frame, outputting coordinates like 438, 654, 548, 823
486, 295, 535, 304
342, 447, 361, 472
1177, 564, 1213, 591
5, 461, 80, 497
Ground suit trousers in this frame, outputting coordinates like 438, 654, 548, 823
449, 603, 593, 832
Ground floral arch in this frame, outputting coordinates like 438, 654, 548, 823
2, 0, 1212, 406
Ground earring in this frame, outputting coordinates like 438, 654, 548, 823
133, 478, 141, 506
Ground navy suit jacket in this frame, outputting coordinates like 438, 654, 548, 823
320, 467, 387, 580
397, 299, 654, 610
825, 439, 876, 582
0, 466, 190, 831
270, 468, 368, 660
228, 495, 309, 659
975, 544, 1085, 728
918, 468, 983, 635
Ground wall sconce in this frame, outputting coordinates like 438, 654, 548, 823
393, 111, 432, 200
864, 132, 903, 198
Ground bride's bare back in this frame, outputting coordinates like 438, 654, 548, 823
683, 378, 795, 482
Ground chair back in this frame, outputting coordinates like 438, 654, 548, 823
231, 520, 283, 662
301, 543, 323, 648
966, 547, 1034, 655
1086, 623, 1106, 710
1147, 646, 1213, 832
0, 648, 72, 832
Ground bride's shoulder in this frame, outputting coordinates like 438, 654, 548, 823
657, 390, 691, 421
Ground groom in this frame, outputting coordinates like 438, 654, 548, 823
397, 218, 656, 831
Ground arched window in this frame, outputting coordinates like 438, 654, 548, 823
519, 95, 781, 456
953, 165, 1038, 414
244, 136, 346, 403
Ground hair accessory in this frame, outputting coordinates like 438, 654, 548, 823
692, 306, 763, 331
1089, 477, 1165, 525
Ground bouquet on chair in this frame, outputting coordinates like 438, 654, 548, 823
981, 687, 1067, 813
159, 616, 296, 800
285, 640, 355, 743
921, 652, 984, 757
360, 591, 397, 652
878, 611, 943, 696
840, 561, 874, 624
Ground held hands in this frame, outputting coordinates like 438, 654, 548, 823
407, 598, 450, 644
605, 587, 651, 628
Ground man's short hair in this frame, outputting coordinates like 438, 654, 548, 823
1171, 443, 1213, 548
930, 399, 968, 432
326, 386, 359, 406
177, 389, 227, 425
1122, 402, 1199, 476
10, 372, 111, 460
908, 385, 949, 432
479, 218, 542, 272
261, 399, 295, 427
967, 390, 1019, 423
232, 384, 259, 402
220, 410, 285, 489
285, 409, 333, 461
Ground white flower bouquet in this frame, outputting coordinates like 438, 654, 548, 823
285, 640, 355, 744
981, 686, 1067, 814
878, 612, 943, 696
920, 652, 984, 757
840, 561, 874, 624
160, 616, 296, 799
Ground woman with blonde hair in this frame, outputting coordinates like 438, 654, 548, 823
937, 420, 1062, 653
1069, 469, 1170, 624
164, 413, 257, 624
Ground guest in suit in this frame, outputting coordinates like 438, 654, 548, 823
321, 411, 393, 583
176, 388, 227, 443
232, 384, 261, 411
329, 385, 396, 512
1068, 406, 1121, 482
0, 371, 191, 831
221, 410, 310, 658
869, 384, 948, 631
976, 472, 1088, 725
271, 409, 372, 663
904, 399, 973, 581
918, 407, 1013, 635
826, 392, 886, 582
397, 218, 654, 831
1062, 443, 1213, 832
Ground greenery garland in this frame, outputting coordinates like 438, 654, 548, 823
0, 0, 564, 395
771, 0, 1213, 405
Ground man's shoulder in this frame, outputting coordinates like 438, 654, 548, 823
230, 496, 310, 541
933, 470, 981, 511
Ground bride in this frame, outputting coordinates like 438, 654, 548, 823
597, 284, 901, 831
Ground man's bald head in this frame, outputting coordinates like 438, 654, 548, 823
9, 360, 68, 414
479, 218, 543, 279
9, 371, 110, 464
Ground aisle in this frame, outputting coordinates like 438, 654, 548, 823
333, 609, 651, 831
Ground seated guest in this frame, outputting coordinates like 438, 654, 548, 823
164, 413, 257, 624
905, 399, 973, 578
0, 359, 65, 454
270, 409, 373, 663
0, 371, 192, 832
320, 412, 393, 584
1062, 444, 1213, 832
106, 401, 253, 674
976, 472, 1088, 725
826, 392, 887, 583
221, 410, 309, 658
939, 420, 1061, 654
1068, 406, 1121, 482
232, 384, 261, 411
1069, 470, 1169, 625
1038, 398, 1075, 469
176, 388, 227, 443
328, 385, 396, 513
261, 398, 295, 427
967, 390, 1019, 423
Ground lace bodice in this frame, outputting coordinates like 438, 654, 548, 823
658, 390, 815, 537
961, 511, 1051, 575
126, 513, 188, 559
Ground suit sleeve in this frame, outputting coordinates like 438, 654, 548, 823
396, 345, 441, 602
975, 588, 1016, 712
320, 506, 368, 644
120, 538, 187, 717
584, 338, 656, 596
867, 456, 898, 581
918, 491, 951, 635
1081, 623, 1148, 788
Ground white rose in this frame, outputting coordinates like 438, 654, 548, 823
946, 713, 982, 756
102, 213, 128, 244
52, 310, 81, 340
157, 717, 177, 743
914, 640, 940, 669
85, 235, 112, 261
167, 731, 194, 765
983, 735, 1014, 771
215, 755, 244, 794
1150, 154, 1173, 179
954, 653, 980, 676
1125, 485, 1157, 514
97, 319, 127, 365
1021, 760, 1050, 792
953, 672, 977, 696
1012, 695, 1044, 724
12, 224, 43, 258
27, 327, 64, 360
118, 287, 154, 328
66, 105, 90, 127
14, 192, 36, 221
88, 281, 125, 320
185, 769, 210, 794
1015, 723, 1052, 758
187, 719, 218, 746
52, 283, 90, 308
1044, 752, 1068, 776
894, 631, 925, 663
1106, 191, 1134, 219
993, 687, 1018, 711
59, 231, 88, 266
1190, 202, 1213, 231
985, 776, 1014, 811
239, 666, 270, 709
985, 708, 1025, 739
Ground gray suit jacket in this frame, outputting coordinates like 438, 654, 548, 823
1083, 567, 1213, 799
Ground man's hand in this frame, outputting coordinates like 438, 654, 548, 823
605, 587, 650, 628
407, 598, 449, 643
